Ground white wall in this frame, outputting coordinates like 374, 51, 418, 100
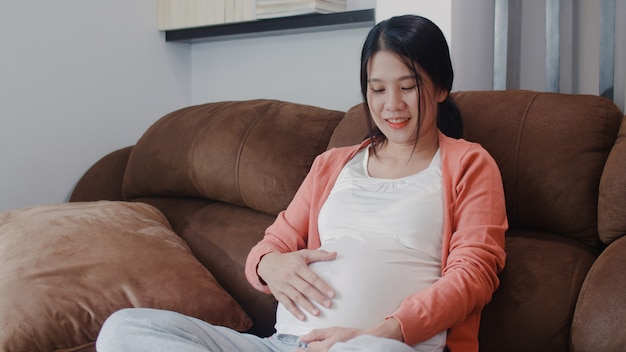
189, 0, 377, 111
0, 1, 191, 211
190, 27, 369, 111
189, 0, 497, 110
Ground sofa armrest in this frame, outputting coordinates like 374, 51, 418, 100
571, 234, 626, 351
69, 146, 133, 202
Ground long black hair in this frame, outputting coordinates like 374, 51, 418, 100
360, 15, 463, 145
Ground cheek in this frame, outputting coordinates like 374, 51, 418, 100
366, 94, 383, 114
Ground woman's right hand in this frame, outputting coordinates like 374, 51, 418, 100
257, 250, 337, 321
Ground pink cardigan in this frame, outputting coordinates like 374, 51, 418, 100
245, 133, 507, 351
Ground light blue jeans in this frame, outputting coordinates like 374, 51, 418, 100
96, 308, 418, 352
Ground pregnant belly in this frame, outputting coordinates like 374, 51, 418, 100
274, 235, 441, 335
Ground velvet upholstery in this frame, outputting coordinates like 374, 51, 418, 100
598, 115, 626, 243
133, 196, 279, 337
3, 92, 624, 351
122, 100, 344, 216
70, 146, 132, 202
327, 103, 370, 150
477, 230, 597, 352
452, 91, 621, 248
571, 235, 626, 351
0, 201, 251, 352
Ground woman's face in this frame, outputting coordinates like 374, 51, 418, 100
366, 51, 445, 147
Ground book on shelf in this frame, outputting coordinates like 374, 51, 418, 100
256, 0, 347, 19
158, 0, 256, 30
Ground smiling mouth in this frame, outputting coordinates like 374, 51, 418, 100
385, 118, 410, 129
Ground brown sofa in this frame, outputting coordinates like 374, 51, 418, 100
1, 90, 624, 351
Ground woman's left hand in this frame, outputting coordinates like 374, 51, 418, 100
296, 327, 362, 352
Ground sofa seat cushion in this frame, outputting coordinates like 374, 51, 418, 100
129, 196, 280, 337
0, 201, 251, 352
478, 229, 597, 352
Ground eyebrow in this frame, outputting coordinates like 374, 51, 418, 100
367, 75, 416, 83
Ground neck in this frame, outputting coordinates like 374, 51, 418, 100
367, 133, 439, 179
375, 131, 439, 161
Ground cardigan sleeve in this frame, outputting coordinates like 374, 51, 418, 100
390, 142, 508, 345
245, 164, 318, 293
245, 145, 363, 293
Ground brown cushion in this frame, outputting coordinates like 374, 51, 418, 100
598, 115, 626, 244
122, 100, 344, 215
70, 147, 133, 202
478, 229, 597, 351
0, 201, 251, 352
571, 235, 626, 351
327, 103, 370, 149
452, 90, 623, 247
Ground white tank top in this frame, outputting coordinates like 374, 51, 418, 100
275, 147, 447, 351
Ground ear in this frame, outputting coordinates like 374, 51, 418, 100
436, 89, 448, 103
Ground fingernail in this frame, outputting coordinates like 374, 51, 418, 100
323, 299, 331, 308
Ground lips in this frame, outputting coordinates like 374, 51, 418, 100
385, 117, 410, 129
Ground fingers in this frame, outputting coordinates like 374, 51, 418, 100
299, 327, 343, 343
258, 250, 336, 320
299, 327, 362, 352
285, 264, 333, 319
299, 328, 327, 342
303, 249, 337, 264
298, 250, 336, 300
296, 263, 335, 302
299, 328, 338, 352
275, 283, 320, 320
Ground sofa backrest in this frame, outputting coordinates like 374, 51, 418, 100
453, 90, 623, 247
598, 113, 626, 244
331, 90, 624, 248
122, 100, 344, 216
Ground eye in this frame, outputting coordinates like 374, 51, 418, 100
369, 87, 385, 93
401, 86, 416, 91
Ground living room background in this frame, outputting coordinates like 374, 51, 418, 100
1, 0, 624, 211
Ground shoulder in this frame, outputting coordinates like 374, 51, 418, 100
439, 134, 502, 185
439, 134, 496, 164
312, 142, 368, 169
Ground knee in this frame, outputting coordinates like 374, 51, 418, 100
96, 308, 150, 351
100, 308, 146, 334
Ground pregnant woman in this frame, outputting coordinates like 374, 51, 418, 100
97, 15, 507, 352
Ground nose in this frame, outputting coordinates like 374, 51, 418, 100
385, 89, 405, 111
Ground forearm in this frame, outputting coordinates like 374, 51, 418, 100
364, 317, 404, 342
245, 242, 283, 293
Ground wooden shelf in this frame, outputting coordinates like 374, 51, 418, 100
164, 9, 375, 43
